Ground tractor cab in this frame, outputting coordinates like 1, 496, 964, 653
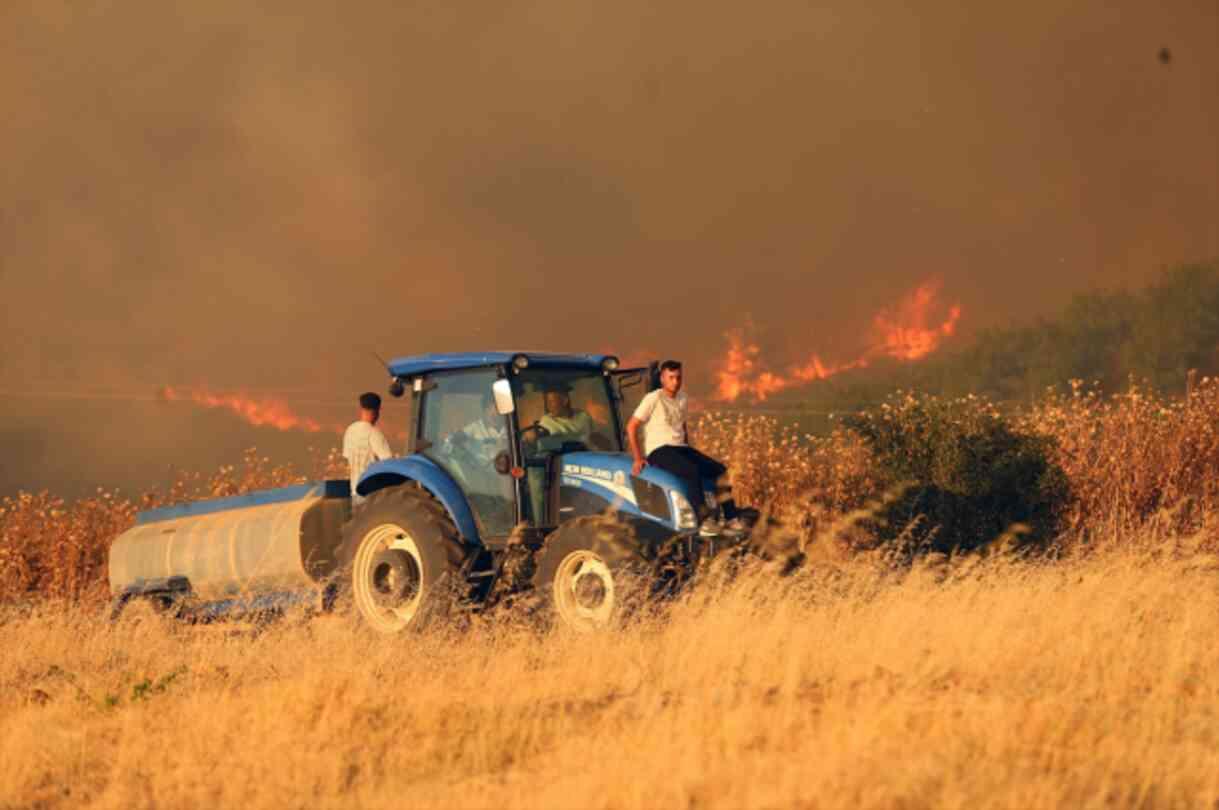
383, 352, 649, 544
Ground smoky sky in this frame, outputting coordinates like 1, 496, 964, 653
1, 0, 1216, 497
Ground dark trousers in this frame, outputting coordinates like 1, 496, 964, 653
646, 445, 738, 520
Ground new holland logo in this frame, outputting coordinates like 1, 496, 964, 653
564, 467, 637, 506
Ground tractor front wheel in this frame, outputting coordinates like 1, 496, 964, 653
533, 516, 648, 632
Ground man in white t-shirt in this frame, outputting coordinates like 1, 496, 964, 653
625, 360, 744, 537
342, 392, 394, 505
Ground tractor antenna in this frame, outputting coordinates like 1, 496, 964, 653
371, 349, 407, 398
370, 349, 392, 376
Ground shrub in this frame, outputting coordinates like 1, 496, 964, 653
692, 413, 878, 524
845, 393, 1070, 554
1019, 378, 1219, 545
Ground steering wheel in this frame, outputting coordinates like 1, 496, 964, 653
523, 420, 551, 439
521, 421, 554, 467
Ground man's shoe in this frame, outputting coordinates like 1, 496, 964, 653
698, 516, 723, 537
721, 517, 748, 538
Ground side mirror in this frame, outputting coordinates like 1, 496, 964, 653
492, 379, 515, 415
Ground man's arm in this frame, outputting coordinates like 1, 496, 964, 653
626, 416, 646, 475
370, 427, 394, 461
576, 410, 593, 442
627, 391, 657, 476
341, 426, 353, 464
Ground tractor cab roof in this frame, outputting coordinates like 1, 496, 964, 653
387, 352, 615, 378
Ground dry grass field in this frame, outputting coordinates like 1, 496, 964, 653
5, 384, 1219, 809
4, 543, 1219, 810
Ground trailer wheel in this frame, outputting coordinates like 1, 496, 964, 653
533, 515, 648, 632
340, 486, 466, 634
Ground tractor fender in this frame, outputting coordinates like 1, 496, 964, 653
356, 455, 481, 545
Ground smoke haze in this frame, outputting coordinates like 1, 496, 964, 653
2, 0, 1216, 496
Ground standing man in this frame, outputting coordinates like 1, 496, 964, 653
626, 360, 745, 537
342, 392, 394, 505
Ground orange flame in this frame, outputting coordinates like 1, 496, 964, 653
714, 280, 962, 402
713, 335, 866, 401
160, 385, 335, 433
871, 280, 962, 361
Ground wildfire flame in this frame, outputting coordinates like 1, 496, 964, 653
714, 280, 962, 402
872, 281, 962, 361
160, 385, 335, 433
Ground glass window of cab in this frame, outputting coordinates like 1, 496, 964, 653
418, 368, 515, 537
511, 368, 620, 453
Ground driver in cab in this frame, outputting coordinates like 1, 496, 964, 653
523, 382, 593, 450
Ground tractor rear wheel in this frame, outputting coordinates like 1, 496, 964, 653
533, 515, 648, 632
340, 485, 466, 634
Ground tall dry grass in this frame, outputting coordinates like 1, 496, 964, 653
3, 542, 1219, 809
1021, 379, 1219, 545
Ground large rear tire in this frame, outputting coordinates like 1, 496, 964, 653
533, 515, 648, 632
340, 486, 467, 634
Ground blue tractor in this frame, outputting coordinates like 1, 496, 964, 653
343, 351, 752, 632
107, 352, 753, 633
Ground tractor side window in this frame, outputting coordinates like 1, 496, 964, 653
613, 368, 649, 449
419, 369, 515, 537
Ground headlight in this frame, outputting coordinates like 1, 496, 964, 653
601, 356, 620, 372
670, 491, 698, 531
511, 353, 530, 370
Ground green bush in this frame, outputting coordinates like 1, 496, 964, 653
845, 393, 1070, 554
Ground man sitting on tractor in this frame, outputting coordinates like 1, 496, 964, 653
626, 360, 746, 537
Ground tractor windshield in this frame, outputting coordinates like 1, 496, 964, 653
512, 368, 620, 453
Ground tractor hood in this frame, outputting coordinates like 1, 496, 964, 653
557, 451, 700, 530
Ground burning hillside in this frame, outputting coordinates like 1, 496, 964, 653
715, 280, 962, 402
